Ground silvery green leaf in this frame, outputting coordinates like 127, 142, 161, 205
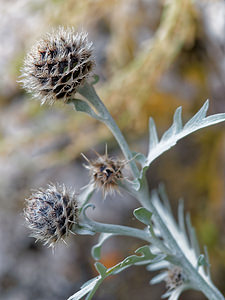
132, 151, 147, 167
204, 246, 211, 278
147, 260, 169, 271
145, 100, 225, 169
150, 271, 167, 284
183, 100, 208, 130
69, 245, 156, 300
92, 233, 115, 260
71, 99, 102, 120
186, 213, 200, 257
161, 107, 182, 141
197, 254, 209, 268
95, 262, 107, 277
150, 253, 167, 263
130, 178, 142, 191
158, 183, 173, 216
161, 290, 173, 299
120, 245, 155, 269
67, 276, 100, 300
132, 167, 149, 190
133, 207, 152, 225
78, 183, 95, 212
149, 117, 159, 149
178, 199, 186, 236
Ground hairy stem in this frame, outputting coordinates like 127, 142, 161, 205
137, 178, 224, 300
79, 204, 152, 243
77, 83, 224, 300
78, 83, 140, 178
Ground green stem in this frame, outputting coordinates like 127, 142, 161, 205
137, 179, 224, 300
77, 83, 224, 300
77, 83, 139, 178
80, 205, 151, 243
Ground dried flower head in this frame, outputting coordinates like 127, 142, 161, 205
20, 27, 95, 104
165, 266, 185, 290
82, 147, 125, 198
24, 183, 78, 247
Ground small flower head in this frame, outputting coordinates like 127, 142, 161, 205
24, 183, 78, 247
165, 266, 185, 290
82, 147, 125, 198
20, 27, 95, 104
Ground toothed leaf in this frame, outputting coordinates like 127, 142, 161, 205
144, 100, 225, 171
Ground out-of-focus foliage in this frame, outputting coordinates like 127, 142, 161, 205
0, 0, 224, 299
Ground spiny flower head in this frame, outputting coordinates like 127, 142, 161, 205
24, 183, 78, 247
82, 148, 125, 198
20, 27, 95, 104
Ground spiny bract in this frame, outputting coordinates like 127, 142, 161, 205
24, 183, 78, 247
21, 27, 95, 104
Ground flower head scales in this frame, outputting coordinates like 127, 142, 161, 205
24, 183, 78, 247
20, 27, 95, 104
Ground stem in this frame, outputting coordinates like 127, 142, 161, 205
77, 83, 224, 300
137, 179, 224, 300
78, 221, 152, 243
77, 83, 139, 178
79, 205, 151, 243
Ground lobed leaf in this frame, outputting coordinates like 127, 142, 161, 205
92, 233, 115, 260
145, 100, 225, 169
133, 207, 152, 225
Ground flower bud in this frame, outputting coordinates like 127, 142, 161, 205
82, 150, 124, 198
165, 266, 185, 290
24, 184, 78, 247
20, 27, 95, 104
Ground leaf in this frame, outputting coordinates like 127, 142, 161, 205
95, 262, 107, 277
145, 100, 225, 169
203, 246, 211, 278
149, 117, 159, 149
92, 233, 115, 260
67, 277, 100, 300
119, 245, 155, 269
132, 151, 147, 167
186, 213, 200, 257
197, 254, 209, 268
184, 100, 208, 130
130, 178, 142, 191
161, 106, 182, 141
78, 183, 95, 212
68, 245, 156, 300
71, 99, 102, 120
150, 271, 167, 284
133, 207, 152, 225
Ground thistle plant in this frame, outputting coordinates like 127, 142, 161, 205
21, 27, 225, 300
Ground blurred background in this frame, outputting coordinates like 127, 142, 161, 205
0, 0, 224, 299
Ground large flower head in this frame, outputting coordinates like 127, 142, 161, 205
21, 27, 95, 104
24, 183, 78, 247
